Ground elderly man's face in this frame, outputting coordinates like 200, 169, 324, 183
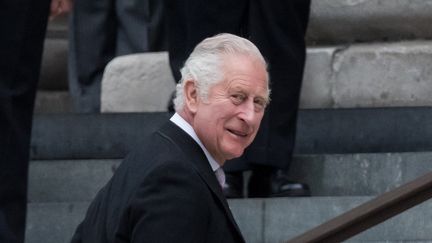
192, 55, 269, 164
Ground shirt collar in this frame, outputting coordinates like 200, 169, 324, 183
170, 113, 220, 172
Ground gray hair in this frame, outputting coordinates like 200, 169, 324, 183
173, 33, 269, 111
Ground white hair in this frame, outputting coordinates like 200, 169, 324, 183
173, 33, 269, 111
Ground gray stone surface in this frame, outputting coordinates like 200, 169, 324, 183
30, 108, 432, 159
38, 39, 68, 90
264, 197, 432, 242
28, 152, 432, 203
307, 41, 432, 109
31, 113, 171, 160
26, 198, 432, 243
308, 0, 432, 44
294, 107, 432, 154
300, 47, 334, 108
350, 200, 432, 241
34, 91, 74, 113
289, 152, 432, 196
101, 41, 432, 112
229, 199, 264, 243
265, 197, 368, 242
28, 159, 120, 202
39, 1, 432, 93
101, 52, 176, 112
26, 202, 88, 243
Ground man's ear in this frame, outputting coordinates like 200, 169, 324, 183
184, 80, 199, 114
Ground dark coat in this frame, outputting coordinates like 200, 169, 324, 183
71, 121, 245, 243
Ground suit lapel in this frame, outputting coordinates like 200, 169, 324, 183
159, 121, 245, 241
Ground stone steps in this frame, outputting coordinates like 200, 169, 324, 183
232, 197, 432, 243
289, 152, 432, 196
29, 1, 432, 242
27, 109, 432, 242
25, 197, 432, 243
28, 152, 432, 203
30, 108, 432, 159
100, 41, 432, 113
26, 202, 87, 243
307, 0, 432, 44
37, 40, 432, 112
38, 0, 432, 94
28, 159, 119, 203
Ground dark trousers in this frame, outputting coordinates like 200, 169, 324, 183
69, 0, 167, 113
0, 0, 50, 242
166, 0, 310, 171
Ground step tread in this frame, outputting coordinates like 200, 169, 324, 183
39, 41, 432, 109
308, 0, 432, 44
31, 108, 432, 159
28, 152, 432, 202
26, 197, 432, 243
100, 43, 432, 113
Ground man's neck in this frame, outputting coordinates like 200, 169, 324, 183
170, 112, 223, 171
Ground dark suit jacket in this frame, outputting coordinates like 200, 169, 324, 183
71, 121, 245, 243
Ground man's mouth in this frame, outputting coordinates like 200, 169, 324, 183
227, 128, 248, 137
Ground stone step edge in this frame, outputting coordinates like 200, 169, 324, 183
101, 42, 432, 113
27, 197, 432, 243
39, 40, 432, 110
28, 152, 432, 203
307, 0, 432, 44
31, 107, 432, 160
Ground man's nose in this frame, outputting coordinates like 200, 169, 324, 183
238, 101, 256, 123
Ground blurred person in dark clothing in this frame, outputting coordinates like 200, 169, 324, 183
0, 1, 71, 242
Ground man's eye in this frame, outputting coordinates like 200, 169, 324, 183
231, 94, 245, 104
254, 98, 266, 111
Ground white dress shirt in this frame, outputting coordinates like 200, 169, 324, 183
170, 113, 226, 188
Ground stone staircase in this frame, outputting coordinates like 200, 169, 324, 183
30, 1, 432, 242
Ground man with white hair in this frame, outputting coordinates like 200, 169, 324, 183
71, 33, 269, 242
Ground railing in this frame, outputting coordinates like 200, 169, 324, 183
287, 171, 432, 242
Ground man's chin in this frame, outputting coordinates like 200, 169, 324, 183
225, 149, 245, 160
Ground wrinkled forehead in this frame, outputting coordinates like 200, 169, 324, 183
221, 53, 270, 92
222, 52, 268, 71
